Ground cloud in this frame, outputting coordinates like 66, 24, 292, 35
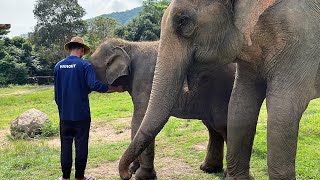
1, 0, 143, 37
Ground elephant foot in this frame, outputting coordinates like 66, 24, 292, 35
200, 162, 223, 173
129, 161, 140, 174
135, 167, 157, 180
225, 170, 251, 180
225, 174, 250, 180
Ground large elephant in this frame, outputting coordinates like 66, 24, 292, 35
118, 0, 320, 179
90, 38, 235, 179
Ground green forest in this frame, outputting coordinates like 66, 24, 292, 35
0, 0, 170, 86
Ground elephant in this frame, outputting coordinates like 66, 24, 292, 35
118, 0, 320, 179
90, 38, 235, 179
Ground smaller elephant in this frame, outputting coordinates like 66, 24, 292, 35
90, 38, 235, 179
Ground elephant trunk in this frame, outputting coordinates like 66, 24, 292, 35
119, 26, 191, 180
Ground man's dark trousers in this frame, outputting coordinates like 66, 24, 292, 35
60, 120, 91, 179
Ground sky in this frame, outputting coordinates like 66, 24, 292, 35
0, 0, 144, 37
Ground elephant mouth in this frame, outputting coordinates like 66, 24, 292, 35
110, 75, 129, 91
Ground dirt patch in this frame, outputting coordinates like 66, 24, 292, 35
90, 121, 131, 144
108, 117, 132, 130
0, 86, 52, 96
113, 117, 131, 125
194, 141, 208, 152
87, 160, 119, 179
47, 137, 60, 149
0, 129, 10, 147
86, 157, 196, 179
47, 121, 131, 149
155, 156, 196, 179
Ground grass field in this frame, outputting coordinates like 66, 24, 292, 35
0, 85, 319, 179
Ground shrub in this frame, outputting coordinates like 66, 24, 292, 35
41, 121, 59, 137
0, 55, 28, 85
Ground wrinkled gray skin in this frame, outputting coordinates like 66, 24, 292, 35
90, 38, 235, 179
118, 0, 320, 179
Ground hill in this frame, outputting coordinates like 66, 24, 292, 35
103, 6, 143, 25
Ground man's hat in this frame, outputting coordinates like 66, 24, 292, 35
64, 36, 91, 55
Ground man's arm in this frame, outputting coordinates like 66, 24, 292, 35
54, 67, 63, 109
53, 69, 59, 105
107, 85, 125, 93
85, 64, 109, 93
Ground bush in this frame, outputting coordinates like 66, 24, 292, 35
0, 37, 33, 85
0, 55, 28, 85
41, 121, 59, 137
8, 121, 58, 140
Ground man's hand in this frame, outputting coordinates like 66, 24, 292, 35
107, 85, 125, 93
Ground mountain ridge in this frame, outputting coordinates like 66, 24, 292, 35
94, 6, 143, 25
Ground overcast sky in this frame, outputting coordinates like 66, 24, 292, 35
0, 0, 144, 37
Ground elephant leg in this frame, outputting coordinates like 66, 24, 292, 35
129, 114, 141, 174
129, 159, 140, 175
266, 73, 316, 179
200, 121, 225, 173
131, 107, 157, 179
266, 93, 309, 179
135, 140, 157, 180
226, 63, 266, 179
264, 43, 320, 179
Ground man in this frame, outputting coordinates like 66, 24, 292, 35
54, 37, 119, 180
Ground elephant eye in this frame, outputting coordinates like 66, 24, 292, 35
179, 15, 189, 26
173, 13, 196, 38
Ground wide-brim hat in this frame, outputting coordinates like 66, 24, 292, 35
64, 36, 91, 55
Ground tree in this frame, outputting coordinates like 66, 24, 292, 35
84, 16, 119, 51
29, 0, 87, 75
0, 56, 28, 85
0, 24, 10, 39
0, 30, 9, 39
31, 0, 86, 48
0, 38, 29, 85
114, 0, 170, 41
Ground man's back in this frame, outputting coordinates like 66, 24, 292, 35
54, 56, 107, 121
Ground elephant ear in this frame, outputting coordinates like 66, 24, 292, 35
234, 0, 275, 46
105, 46, 131, 85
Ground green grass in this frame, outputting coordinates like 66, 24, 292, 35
0, 86, 133, 129
0, 140, 60, 179
0, 85, 319, 179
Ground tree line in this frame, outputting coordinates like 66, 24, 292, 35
0, 0, 170, 86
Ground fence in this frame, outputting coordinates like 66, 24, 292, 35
28, 76, 54, 85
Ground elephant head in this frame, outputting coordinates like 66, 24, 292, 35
119, 0, 274, 179
90, 38, 131, 90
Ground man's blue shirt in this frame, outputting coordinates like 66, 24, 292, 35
54, 56, 108, 121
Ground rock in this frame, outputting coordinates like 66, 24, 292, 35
10, 108, 50, 138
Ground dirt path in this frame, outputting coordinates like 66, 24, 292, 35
85, 119, 207, 180
0, 85, 53, 96
86, 156, 197, 180
47, 119, 131, 149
